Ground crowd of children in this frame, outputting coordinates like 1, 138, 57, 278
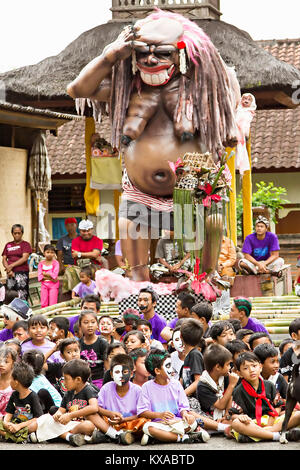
1, 289, 300, 448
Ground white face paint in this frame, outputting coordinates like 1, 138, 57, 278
52, 327, 59, 339
112, 365, 131, 386
172, 330, 184, 353
163, 358, 174, 379
99, 319, 114, 335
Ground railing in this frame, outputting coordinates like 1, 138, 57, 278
111, 0, 221, 20
112, 0, 219, 7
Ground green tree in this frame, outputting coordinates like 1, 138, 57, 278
236, 181, 290, 237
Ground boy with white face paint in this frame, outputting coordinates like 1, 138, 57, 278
137, 348, 210, 445
170, 325, 186, 380
89, 354, 149, 445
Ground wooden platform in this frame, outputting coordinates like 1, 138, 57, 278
230, 266, 293, 298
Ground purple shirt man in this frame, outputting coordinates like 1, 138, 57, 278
242, 231, 280, 262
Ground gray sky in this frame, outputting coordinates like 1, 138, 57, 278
0, 0, 299, 73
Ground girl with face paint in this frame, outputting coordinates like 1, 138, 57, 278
170, 327, 186, 381
99, 316, 115, 344
89, 354, 149, 445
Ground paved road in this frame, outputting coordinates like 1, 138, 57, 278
0, 434, 298, 454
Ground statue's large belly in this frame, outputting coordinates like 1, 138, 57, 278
124, 109, 203, 196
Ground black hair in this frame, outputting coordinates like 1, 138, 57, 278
73, 321, 80, 336
99, 315, 114, 325
4, 290, 19, 305
4, 339, 21, 354
122, 309, 140, 328
137, 319, 152, 332
289, 318, 300, 337
138, 286, 158, 304
110, 353, 134, 372
78, 310, 98, 325
104, 342, 126, 360
225, 339, 249, 357
62, 358, 91, 382
12, 320, 28, 333
123, 330, 146, 346
145, 348, 170, 376
203, 344, 232, 372
180, 318, 203, 347
227, 318, 242, 333
249, 332, 272, 350
0, 345, 18, 363
49, 316, 70, 338
11, 224, 24, 234
190, 301, 213, 323
209, 321, 234, 340
43, 244, 56, 253
129, 347, 148, 364
28, 314, 48, 328
58, 337, 80, 355
235, 329, 254, 341
235, 351, 260, 371
253, 343, 278, 364
80, 294, 101, 311
12, 361, 35, 388
80, 265, 93, 278
279, 338, 294, 355
177, 292, 196, 312
22, 349, 44, 376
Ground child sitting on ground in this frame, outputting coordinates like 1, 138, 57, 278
137, 348, 210, 445
225, 339, 250, 373
90, 354, 148, 445
0, 347, 17, 419
44, 337, 82, 396
21, 314, 56, 358
170, 324, 186, 381
197, 344, 239, 428
102, 342, 127, 386
79, 310, 108, 390
12, 320, 30, 344
209, 321, 236, 347
137, 319, 164, 351
0, 361, 43, 443
129, 348, 151, 387
229, 351, 300, 443
249, 332, 273, 351
123, 330, 147, 354
99, 315, 115, 344
22, 349, 62, 413
179, 319, 205, 408
253, 343, 287, 410
72, 266, 96, 299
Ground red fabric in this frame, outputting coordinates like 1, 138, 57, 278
65, 218, 77, 225
241, 377, 278, 426
71, 236, 103, 265
2, 241, 32, 272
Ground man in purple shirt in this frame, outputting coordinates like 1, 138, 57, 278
230, 297, 268, 333
239, 216, 284, 277
137, 287, 167, 346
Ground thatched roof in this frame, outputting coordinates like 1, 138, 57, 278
1, 19, 300, 110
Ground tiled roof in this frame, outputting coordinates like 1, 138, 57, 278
252, 38, 300, 170
47, 116, 111, 176
47, 39, 300, 175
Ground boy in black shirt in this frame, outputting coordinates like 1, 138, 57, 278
0, 362, 43, 443
179, 319, 204, 413
230, 352, 300, 442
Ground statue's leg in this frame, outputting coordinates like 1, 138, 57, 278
119, 217, 151, 281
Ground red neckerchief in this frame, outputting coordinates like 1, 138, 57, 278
241, 377, 278, 425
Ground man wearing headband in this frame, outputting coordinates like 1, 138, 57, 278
239, 216, 284, 277
230, 297, 268, 333
56, 218, 78, 274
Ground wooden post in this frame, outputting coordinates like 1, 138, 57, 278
226, 147, 237, 246
84, 117, 99, 216
242, 136, 253, 239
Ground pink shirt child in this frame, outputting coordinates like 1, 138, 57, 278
38, 259, 60, 308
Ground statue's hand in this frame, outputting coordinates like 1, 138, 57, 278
107, 25, 138, 63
